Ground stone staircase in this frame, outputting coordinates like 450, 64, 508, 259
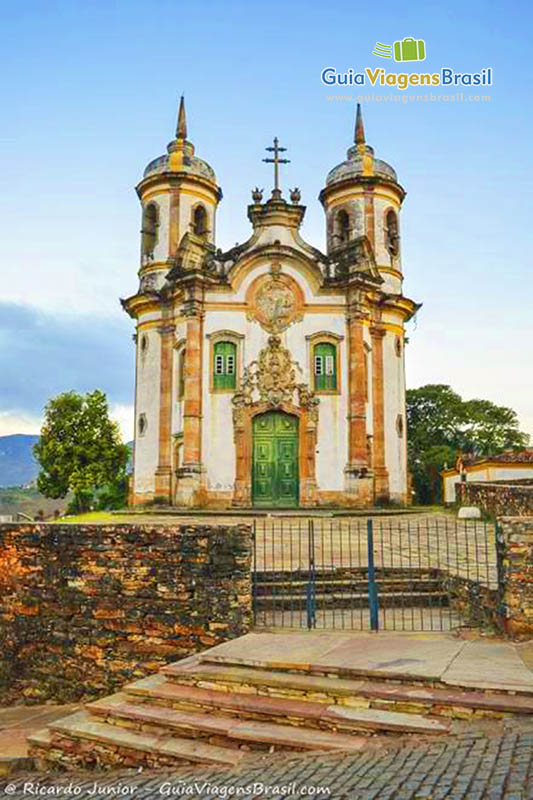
254, 567, 449, 612
28, 645, 533, 772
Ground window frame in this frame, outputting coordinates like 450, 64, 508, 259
192, 204, 208, 237
384, 208, 400, 257
306, 332, 343, 395
207, 330, 244, 394
141, 202, 159, 257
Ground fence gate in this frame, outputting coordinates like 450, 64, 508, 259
252, 516, 499, 632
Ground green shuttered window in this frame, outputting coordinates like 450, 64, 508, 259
313, 342, 337, 391
213, 341, 237, 390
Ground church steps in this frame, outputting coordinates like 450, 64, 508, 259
255, 577, 444, 593
254, 590, 448, 611
162, 660, 533, 718
121, 674, 450, 735
28, 710, 247, 771
86, 693, 371, 753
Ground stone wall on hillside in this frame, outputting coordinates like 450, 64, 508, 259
456, 482, 533, 518
0, 523, 252, 705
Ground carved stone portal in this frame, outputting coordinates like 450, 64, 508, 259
232, 336, 319, 507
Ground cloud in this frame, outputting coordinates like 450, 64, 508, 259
0, 302, 135, 434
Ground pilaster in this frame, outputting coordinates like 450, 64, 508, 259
344, 293, 373, 504
154, 322, 175, 502
370, 322, 390, 503
175, 284, 205, 507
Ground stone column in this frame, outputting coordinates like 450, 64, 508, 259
154, 324, 175, 502
232, 407, 250, 507
370, 324, 389, 503
496, 517, 533, 637
176, 298, 204, 506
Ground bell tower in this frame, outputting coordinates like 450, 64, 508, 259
123, 98, 222, 506
135, 96, 222, 294
319, 105, 414, 505
319, 104, 405, 296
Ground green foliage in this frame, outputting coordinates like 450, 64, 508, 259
407, 384, 529, 504
34, 390, 129, 513
95, 476, 129, 510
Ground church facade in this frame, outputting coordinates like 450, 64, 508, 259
122, 100, 420, 508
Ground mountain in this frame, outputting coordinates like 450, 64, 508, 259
0, 434, 134, 488
0, 434, 40, 487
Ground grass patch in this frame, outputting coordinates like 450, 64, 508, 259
54, 511, 135, 524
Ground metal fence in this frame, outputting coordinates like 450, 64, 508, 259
252, 516, 499, 632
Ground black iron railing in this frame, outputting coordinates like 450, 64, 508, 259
252, 516, 498, 632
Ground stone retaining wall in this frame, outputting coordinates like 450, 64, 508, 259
445, 576, 502, 632
0, 523, 252, 705
456, 482, 533, 518
497, 517, 533, 638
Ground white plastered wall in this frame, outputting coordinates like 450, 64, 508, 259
202, 261, 349, 494
133, 324, 161, 494
443, 465, 533, 503
382, 327, 407, 501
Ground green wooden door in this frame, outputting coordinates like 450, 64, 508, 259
252, 412, 299, 507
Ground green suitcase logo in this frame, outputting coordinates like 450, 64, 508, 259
393, 37, 426, 62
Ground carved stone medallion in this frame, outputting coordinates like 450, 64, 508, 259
246, 270, 304, 333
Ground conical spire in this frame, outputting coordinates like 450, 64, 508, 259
176, 95, 187, 140
354, 103, 365, 145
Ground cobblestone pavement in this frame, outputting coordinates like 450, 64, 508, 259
4, 724, 533, 799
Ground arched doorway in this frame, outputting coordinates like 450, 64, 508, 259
252, 411, 299, 507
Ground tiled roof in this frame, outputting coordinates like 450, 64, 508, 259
464, 450, 533, 466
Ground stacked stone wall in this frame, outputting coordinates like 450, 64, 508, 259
456, 482, 533, 518
0, 523, 252, 704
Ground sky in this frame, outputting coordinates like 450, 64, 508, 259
0, 0, 531, 442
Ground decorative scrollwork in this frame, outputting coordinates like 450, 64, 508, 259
232, 336, 319, 414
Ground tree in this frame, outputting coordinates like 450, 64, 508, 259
406, 384, 529, 504
34, 390, 129, 513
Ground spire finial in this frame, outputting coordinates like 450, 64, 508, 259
176, 95, 187, 140
354, 103, 365, 145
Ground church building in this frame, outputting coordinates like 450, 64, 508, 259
122, 99, 420, 508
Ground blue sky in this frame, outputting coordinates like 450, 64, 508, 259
0, 0, 531, 441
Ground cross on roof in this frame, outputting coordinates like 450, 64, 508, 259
263, 137, 290, 199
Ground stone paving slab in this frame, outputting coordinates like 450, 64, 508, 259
199, 631, 533, 693
0, 705, 80, 759
311, 634, 465, 680
201, 631, 356, 671
0, 704, 80, 775
442, 640, 533, 693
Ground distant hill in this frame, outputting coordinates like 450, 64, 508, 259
0, 434, 39, 487
0, 434, 133, 488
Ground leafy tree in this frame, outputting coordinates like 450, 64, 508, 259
34, 390, 129, 513
407, 384, 529, 504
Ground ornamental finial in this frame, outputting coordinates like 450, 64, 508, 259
176, 95, 187, 140
354, 103, 365, 145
